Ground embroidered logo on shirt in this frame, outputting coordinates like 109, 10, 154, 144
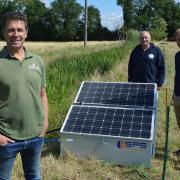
148, 54, 154, 60
29, 63, 40, 71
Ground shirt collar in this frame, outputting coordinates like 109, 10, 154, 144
0, 46, 33, 59
0, 47, 9, 58
139, 43, 154, 51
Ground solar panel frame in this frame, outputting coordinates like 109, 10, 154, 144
74, 81, 157, 109
60, 105, 155, 141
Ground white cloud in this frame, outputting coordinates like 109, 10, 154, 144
41, 0, 52, 7
101, 12, 123, 31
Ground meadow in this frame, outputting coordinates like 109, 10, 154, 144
0, 40, 180, 179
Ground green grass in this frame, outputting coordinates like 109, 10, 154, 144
46, 40, 135, 131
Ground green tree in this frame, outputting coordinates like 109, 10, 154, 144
0, 0, 122, 41
0, 0, 16, 39
87, 5, 102, 40
133, 0, 153, 30
117, 0, 180, 38
77, 5, 113, 40
50, 0, 83, 41
150, 0, 178, 38
117, 0, 134, 29
150, 14, 167, 40
14, 0, 48, 40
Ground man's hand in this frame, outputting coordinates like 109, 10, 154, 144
0, 134, 15, 145
39, 123, 48, 137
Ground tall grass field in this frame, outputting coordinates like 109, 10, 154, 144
0, 40, 180, 179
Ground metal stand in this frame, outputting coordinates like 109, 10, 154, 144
162, 88, 170, 180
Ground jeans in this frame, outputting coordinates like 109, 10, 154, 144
0, 136, 44, 180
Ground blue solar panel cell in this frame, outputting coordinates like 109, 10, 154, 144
63, 125, 72, 132
95, 115, 104, 120
84, 121, 93, 127
133, 117, 142, 123
142, 117, 152, 123
111, 122, 122, 129
142, 123, 151, 130
101, 128, 111, 135
141, 131, 151, 139
113, 115, 123, 121
120, 129, 130, 137
110, 129, 120, 136
130, 130, 141, 138
93, 121, 103, 127
72, 126, 81, 132
91, 127, 101, 134
132, 123, 141, 130
122, 123, 131, 129
81, 127, 91, 133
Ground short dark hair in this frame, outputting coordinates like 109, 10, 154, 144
2, 11, 28, 32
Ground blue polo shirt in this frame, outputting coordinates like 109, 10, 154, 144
174, 51, 180, 96
128, 43, 165, 86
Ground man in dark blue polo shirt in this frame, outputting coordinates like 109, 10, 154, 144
173, 29, 180, 156
128, 31, 165, 90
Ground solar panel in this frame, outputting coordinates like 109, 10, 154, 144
61, 105, 155, 140
74, 81, 157, 109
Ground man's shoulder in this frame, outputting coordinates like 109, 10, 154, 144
0, 48, 8, 58
175, 51, 180, 58
26, 51, 44, 62
135, 44, 141, 49
150, 43, 162, 53
132, 44, 141, 53
26, 50, 41, 58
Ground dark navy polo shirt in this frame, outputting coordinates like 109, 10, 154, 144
174, 51, 180, 96
128, 43, 165, 86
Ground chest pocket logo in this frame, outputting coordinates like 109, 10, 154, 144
148, 54, 155, 61
29, 63, 40, 71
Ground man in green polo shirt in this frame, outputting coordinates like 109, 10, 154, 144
0, 12, 48, 179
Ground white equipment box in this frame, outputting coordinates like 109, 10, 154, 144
60, 82, 158, 166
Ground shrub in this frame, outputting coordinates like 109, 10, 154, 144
126, 29, 139, 43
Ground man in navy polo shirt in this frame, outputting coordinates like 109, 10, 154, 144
173, 29, 180, 156
128, 31, 165, 90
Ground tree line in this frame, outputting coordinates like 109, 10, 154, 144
1, 0, 179, 41
0, 0, 118, 41
118, 0, 180, 40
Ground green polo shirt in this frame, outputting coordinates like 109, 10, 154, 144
0, 47, 46, 140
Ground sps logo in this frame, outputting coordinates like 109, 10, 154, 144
117, 140, 147, 149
